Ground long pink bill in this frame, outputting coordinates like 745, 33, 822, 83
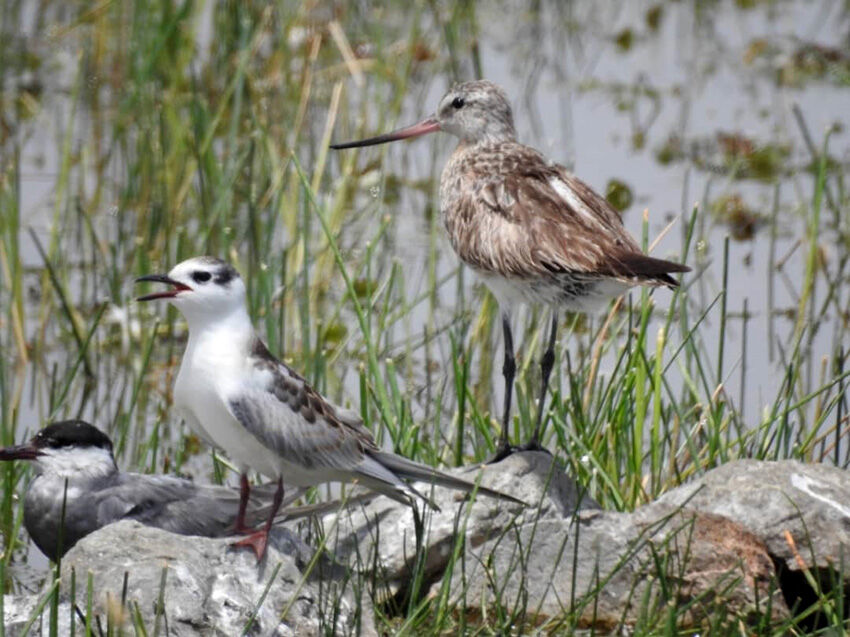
330, 117, 440, 149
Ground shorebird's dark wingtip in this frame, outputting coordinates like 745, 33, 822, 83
659, 273, 680, 288
660, 264, 690, 288
612, 253, 691, 284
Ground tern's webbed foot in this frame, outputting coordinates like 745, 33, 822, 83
234, 521, 258, 535
231, 529, 270, 561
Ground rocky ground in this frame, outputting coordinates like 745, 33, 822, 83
4, 454, 849, 634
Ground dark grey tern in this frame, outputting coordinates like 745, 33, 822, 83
0, 420, 338, 561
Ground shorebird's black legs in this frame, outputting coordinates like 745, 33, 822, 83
500, 313, 517, 443
232, 476, 284, 561
490, 311, 557, 462
523, 312, 558, 451
489, 313, 517, 463
233, 473, 255, 534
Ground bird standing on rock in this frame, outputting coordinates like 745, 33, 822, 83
137, 257, 523, 560
331, 80, 689, 461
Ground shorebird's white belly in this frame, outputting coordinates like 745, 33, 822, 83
477, 270, 629, 313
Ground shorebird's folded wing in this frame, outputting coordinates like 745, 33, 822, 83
455, 143, 688, 284
549, 169, 690, 284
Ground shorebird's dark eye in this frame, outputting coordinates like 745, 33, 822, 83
192, 271, 212, 284
451, 97, 465, 109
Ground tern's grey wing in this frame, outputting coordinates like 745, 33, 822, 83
93, 474, 234, 537
251, 339, 375, 436
232, 340, 375, 469
227, 386, 372, 473
227, 339, 421, 503
94, 474, 303, 538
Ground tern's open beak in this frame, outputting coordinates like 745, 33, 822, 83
0, 444, 42, 461
135, 274, 191, 302
330, 117, 441, 149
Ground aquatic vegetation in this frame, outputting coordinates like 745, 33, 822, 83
0, 0, 847, 634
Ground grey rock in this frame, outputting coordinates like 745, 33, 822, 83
10, 457, 846, 633
440, 494, 788, 630
14, 520, 376, 636
432, 459, 850, 630
322, 451, 597, 600
653, 459, 850, 573
3, 595, 74, 637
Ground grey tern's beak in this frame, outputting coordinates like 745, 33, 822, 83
330, 117, 440, 149
135, 274, 191, 302
0, 443, 43, 461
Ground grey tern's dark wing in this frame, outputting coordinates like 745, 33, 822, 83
94, 474, 306, 538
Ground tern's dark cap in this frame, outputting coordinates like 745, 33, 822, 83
33, 420, 113, 452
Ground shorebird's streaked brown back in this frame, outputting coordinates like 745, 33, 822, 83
440, 140, 688, 296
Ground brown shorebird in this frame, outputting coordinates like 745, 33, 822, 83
331, 80, 689, 462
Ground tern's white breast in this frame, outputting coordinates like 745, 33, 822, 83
175, 332, 282, 478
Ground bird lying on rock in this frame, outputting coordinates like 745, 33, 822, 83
0, 420, 340, 560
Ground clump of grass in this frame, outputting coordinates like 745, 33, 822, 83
0, 1, 848, 635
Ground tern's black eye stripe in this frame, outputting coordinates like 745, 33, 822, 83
213, 265, 237, 286
192, 271, 212, 283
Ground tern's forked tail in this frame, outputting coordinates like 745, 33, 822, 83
367, 450, 527, 507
